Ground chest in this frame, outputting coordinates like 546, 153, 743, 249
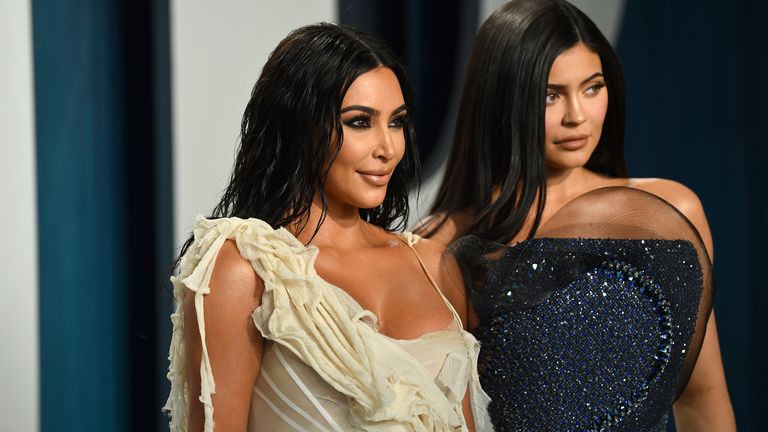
313, 245, 454, 339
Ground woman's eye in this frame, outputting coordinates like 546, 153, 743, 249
343, 116, 371, 129
545, 92, 558, 105
585, 83, 606, 95
389, 115, 408, 129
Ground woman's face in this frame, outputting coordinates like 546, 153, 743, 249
544, 43, 608, 172
325, 67, 408, 211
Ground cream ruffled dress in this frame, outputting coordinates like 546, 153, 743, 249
163, 217, 492, 431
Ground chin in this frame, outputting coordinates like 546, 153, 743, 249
548, 152, 594, 170
350, 191, 388, 210
357, 198, 387, 210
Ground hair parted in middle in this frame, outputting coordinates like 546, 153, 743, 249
427, 0, 627, 244
176, 23, 419, 261
212, 22, 419, 236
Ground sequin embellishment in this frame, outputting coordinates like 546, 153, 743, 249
463, 238, 704, 432
588, 259, 673, 431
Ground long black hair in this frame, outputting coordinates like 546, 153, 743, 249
179, 23, 418, 257
427, 0, 626, 244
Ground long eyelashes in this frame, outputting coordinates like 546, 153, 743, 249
388, 114, 409, 129
342, 114, 409, 130
546, 92, 559, 105
545, 82, 606, 105
585, 82, 606, 95
342, 115, 370, 129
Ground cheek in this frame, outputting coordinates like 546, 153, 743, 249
544, 106, 562, 142
395, 131, 407, 161
325, 144, 359, 193
589, 94, 609, 129
333, 134, 368, 169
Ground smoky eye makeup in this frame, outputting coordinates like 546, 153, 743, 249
340, 104, 378, 129
388, 112, 409, 128
388, 104, 409, 126
342, 114, 372, 129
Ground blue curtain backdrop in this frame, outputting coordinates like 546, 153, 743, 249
30, 0, 764, 430
33, 1, 128, 429
339, 0, 478, 177
33, 0, 173, 430
617, 1, 767, 430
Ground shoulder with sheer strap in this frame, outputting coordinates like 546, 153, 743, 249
627, 178, 713, 258
164, 216, 311, 431
400, 233, 448, 296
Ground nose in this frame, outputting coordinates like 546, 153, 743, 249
372, 124, 397, 161
562, 97, 586, 127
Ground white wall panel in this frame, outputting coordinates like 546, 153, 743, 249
0, 0, 39, 430
171, 1, 336, 245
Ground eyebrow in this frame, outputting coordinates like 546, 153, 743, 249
340, 104, 408, 117
547, 72, 605, 90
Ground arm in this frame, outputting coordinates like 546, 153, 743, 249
634, 179, 735, 430
674, 312, 736, 431
185, 240, 265, 431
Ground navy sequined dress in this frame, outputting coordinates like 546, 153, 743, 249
447, 188, 713, 432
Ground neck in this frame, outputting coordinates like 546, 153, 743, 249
293, 196, 378, 250
545, 166, 592, 204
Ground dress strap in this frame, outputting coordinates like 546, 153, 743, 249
400, 232, 493, 432
399, 232, 464, 325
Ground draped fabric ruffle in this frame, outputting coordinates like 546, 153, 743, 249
164, 217, 489, 431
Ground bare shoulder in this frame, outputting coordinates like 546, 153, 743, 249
628, 177, 713, 258
410, 236, 446, 276
413, 211, 471, 248
189, 239, 264, 311
183, 242, 265, 430
628, 178, 705, 222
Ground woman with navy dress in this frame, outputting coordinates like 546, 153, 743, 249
419, 1, 736, 430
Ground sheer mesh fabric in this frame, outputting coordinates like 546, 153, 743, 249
444, 187, 713, 431
533, 187, 712, 396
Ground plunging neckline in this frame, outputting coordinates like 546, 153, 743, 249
276, 227, 461, 343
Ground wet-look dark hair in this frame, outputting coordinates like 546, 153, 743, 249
179, 22, 418, 258
427, 0, 627, 244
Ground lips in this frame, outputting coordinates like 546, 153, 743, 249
357, 170, 392, 186
553, 134, 590, 151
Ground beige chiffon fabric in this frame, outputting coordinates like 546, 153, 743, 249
163, 217, 492, 431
